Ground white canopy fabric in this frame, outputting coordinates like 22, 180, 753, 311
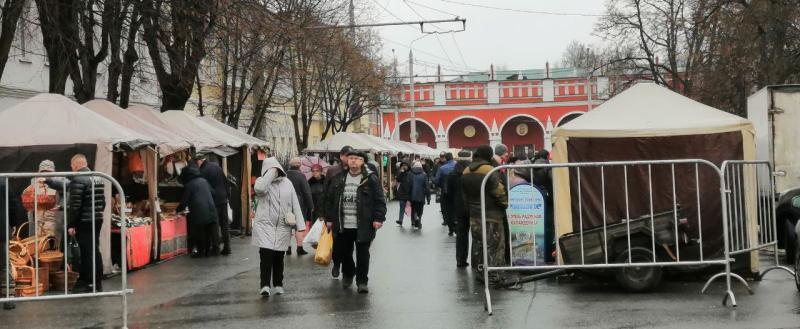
160, 110, 246, 148
0, 94, 149, 149
554, 83, 754, 138
198, 116, 269, 149
83, 100, 191, 156
397, 141, 439, 157
305, 132, 390, 153
128, 105, 224, 152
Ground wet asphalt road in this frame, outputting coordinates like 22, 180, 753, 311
2, 201, 799, 328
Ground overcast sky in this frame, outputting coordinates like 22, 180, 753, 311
360, 0, 607, 79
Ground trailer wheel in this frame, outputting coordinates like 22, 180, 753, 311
614, 247, 663, 293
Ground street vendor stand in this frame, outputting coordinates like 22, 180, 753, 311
551, 83, 757, 271
0, 94, 151, 278
84, 100, 192, 270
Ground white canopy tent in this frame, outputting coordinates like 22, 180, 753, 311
83, 100, 191, 156
0, 93, 153, 274
198, 116, 269, 149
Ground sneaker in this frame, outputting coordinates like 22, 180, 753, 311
221, 248, 231, 256
342, 276, 354, 289
457, 262, 469, 268
448, 231, 455, 236
296, 246, 308, 256
260, 286, 270, 296
274, 286, 284, 295
331, 266, 341, 279
286, 247, 292, 256
357, 284, 369, 294
395, 220, 402, 227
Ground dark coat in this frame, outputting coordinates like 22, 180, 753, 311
448, 160, 470, 223
67, 167, 106, 229
406, 167, 429, 203
308, 175, 326, 220
395, 170, 411, 201
199, 160, 229, 206
461, 160, 507, 222
178, 166, 218, 226
287, 168, 314, 222
324, 167, 387, 243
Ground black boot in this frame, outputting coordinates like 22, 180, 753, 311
296, 246, 308, 255
286, 247, 292, 256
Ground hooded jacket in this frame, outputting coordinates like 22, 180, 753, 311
199, 160, 229, 206
177, 166, 218, 227
461, 160, 507, 222
406, 167, 429, 203
252, 158, 306, 250
324, 165, 387, 243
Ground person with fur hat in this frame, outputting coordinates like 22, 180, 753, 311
324, 149, 386, 294
252, 157, 306, 296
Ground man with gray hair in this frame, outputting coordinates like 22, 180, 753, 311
285, 157, 313, 256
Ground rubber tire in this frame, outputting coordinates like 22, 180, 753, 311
794, 241, 799, 292
614, 247, 663, 293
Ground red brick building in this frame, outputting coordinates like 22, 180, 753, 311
382, 68, 611, 155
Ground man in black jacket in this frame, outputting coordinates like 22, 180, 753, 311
448, 150, 472, 267
195, 153, 231, 255
325, 150, 387, 294
323, 145, 352, 279
67, 154, 106, 293
286, 157, 313, 256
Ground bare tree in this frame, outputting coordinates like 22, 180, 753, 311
106, 0, 143, 106
0, 0, 27, 80
140, 0, 217, 111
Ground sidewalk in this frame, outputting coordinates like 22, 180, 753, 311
1, 201, 798, 328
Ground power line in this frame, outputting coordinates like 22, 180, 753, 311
450, 31, 470, 70
402, 0, 457, 66
369, 0, 418, 31
439, 0, 606, 17
383, 38, 481, 71
405, 0, 460, 18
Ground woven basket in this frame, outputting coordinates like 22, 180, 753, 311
51, 270, 79, 291
38, 250, 64, 274
15, 222, 51, 257
21, 184, 58, 212
8, 241, 31, 266
15, 265, 49, 289
15, 283, 46, 297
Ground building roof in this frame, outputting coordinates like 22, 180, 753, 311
452, 67, 586, 82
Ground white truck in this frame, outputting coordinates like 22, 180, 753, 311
747, 85, 800, 271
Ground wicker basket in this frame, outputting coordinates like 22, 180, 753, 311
15, 283, 46, 297
15, 265, 49, 290
15, 222, 51, 257
21, 184, 58, 212
38, 250, 64, 274
9, 241, 31, 266
50, 270, 79, 291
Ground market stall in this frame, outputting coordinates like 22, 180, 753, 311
0, 94, 151, 280
551, 83, 756, 263
83, 100, 192, 269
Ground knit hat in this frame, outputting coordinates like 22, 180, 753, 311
412, 161, 423, 168
456, 150, 472, 161
39, 160, 55, 172
494, 143, 509, 156
474, 145, 494, 162
346, 149, 367, 161
289, 157, 302, 168
311, 164, 323, 172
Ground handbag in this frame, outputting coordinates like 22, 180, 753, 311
278, 187, 296, 227
67, 235, 81, 268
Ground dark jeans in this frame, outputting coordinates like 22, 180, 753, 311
442, 192, 455, 232
456, 215, 470, 265
337, 229, 371, 285
216, 203, 230, 251
76, 223, 103, 289
397, 200, 408, 223
259, 248, 285, 288
411, 201, 425, 225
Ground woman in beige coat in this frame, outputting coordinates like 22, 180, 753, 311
252, 157, 305, 296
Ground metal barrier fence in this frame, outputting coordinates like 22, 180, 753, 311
479, 159, 738, 315
1, 171, 132, 328
702, 161, 796, 295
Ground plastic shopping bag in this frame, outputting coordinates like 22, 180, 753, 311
303, 219, 325, 247
314, 226, 333, 266
404, 202, 412, 218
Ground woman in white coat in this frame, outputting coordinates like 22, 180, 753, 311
253, 157, 306, 296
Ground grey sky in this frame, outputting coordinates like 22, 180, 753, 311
363, 0, 606, 80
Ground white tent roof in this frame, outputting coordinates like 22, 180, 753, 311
305, 132, 390, 153
160, 110, 248, 149
198, 116, 269, 149
83, 100, 191, 155
127, 105, 224, 152
554, 83, 753, 138
0, 94, 149, 149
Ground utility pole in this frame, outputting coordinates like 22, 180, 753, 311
409, 49, 416, 144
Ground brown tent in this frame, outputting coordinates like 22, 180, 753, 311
551, 83, 756, 263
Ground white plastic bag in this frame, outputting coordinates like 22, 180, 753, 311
227, 204, 234, 224
303, 219, 325, 247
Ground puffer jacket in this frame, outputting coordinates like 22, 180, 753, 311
177, 165, 218, 226
324, 166, 387, 243
67, 167, 106, 229
461, 160, 507, 223
252, 158, 306, 251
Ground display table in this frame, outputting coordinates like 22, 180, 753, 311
111, 222, 153, 271
158, 215, 188, 260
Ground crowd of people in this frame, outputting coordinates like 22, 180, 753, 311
394, 144, 554, 286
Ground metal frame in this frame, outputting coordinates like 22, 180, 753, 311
479, 159, 737, 314
702, 161, 796, 295
2, 171, 133, 328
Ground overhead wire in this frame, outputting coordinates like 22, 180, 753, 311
401, 0, 457, 67
438, 0, 607, 17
